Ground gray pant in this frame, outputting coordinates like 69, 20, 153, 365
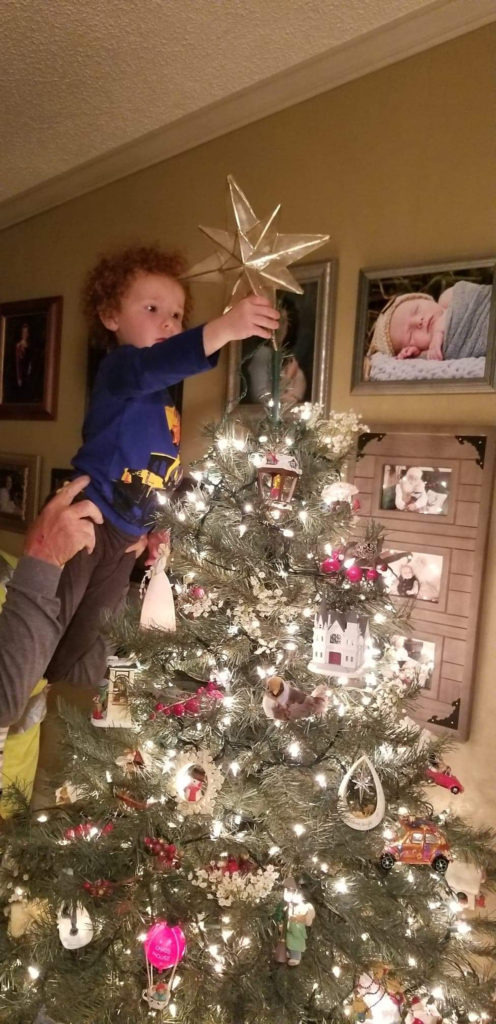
45, 517, 137, 688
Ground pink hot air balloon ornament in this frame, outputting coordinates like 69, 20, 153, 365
142, 920, 186, 1010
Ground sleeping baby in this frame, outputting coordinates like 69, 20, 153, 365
368, 281, 491, 362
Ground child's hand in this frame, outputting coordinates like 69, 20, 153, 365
203, 295, 279, 355
396, 345, 420, 360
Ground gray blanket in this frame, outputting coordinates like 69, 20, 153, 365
444, 280, 492, 358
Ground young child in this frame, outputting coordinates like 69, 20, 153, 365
45, 244, 279, 688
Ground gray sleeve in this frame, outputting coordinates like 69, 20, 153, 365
0, 556, 62, 727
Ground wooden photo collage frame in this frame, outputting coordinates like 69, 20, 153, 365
352, 426, 495, 740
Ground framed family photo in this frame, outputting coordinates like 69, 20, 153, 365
351, 258, 496, 393
226, 260, 337, 416
0, 296, 62, 419
353, 425, 496, 740
0, 452, 41, 533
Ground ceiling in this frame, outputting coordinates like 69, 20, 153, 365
1, 0, 494, 226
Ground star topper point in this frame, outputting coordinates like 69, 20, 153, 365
184, 175, 330, 318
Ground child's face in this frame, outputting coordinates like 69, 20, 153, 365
389, 297, 443, 354
101, 272, 185, 348
405, 468, 423, 486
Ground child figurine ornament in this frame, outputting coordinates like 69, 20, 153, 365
274, 877, 315, 967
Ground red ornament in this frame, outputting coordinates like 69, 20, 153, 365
189, 585, 205, 600
83, 878, 114, 898
144, 837, 180, 869
153, 680, 224, 719
320, 557, 341, 574
64, 821, 114, 841
352, 497, 361, 511
366, 568, 379, 581
345, 564, 363, 583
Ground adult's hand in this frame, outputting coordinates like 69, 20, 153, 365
24, 475, 103, 567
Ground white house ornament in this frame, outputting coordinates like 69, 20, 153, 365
170, 748, 223, 816
309, 602, 370, 678
140, 543, 176, 632
184, 174, 329, 320
262, 675, 327, 721
338, 755, 386, 831
257, 452, 301, 510
57, 902, 93, 949
91, 657, 134, 728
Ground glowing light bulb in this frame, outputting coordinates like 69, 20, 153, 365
238, 524, 247, 537
269, 845, 280, 856
332, 965, 341, 977
229, 762, 240, 776
408, 956, 417, 966
334, 877, 348, 894
314, 773, 327, 788
361, 932, 369, 941
374, 612, 386, 623
244, 503, 253, 513
287, 742, 300, 758
28, 966, 40, 980
217, 437, 229, 450
37, 813, 48, 823
293, 824, 305, 837
431, 987, 444, 1000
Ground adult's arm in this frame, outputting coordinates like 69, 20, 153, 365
0, 557, 62, 727
0, 475, 102, 727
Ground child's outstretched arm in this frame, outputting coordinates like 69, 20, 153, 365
203, 295, 279, 355
106, 296, 279, 398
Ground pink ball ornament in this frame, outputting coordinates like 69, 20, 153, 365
320, 557, 341, 574
345, 564, 363, 583
190, 585, 205, 600
366, 568, 379, 581
144, 921, 186, 971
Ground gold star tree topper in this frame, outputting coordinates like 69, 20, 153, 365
184, 175, 329, 342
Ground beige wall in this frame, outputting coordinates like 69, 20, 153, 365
0, 26, 495, 824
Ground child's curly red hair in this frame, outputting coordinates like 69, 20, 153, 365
82, 244, 192, 349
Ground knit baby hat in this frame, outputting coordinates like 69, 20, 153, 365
367, 292, 435, 356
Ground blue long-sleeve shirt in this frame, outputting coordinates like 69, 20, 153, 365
72, 326, 218, 535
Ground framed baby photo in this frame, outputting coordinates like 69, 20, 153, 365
0, 296, 62, 419
351, 257, 496, 394
0, 452, 41, 533
352, 425, 496, 740
226, 260, 337, 416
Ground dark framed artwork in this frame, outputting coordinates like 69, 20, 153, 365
351, 258, 496, 394
226, 260, 337, 416
352, 425, 496, 740
0, 452, 41, 533
0, 296, 62, 419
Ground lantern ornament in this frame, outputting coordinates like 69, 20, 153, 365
143, 920, 186, 1010
257, 452, 301, 510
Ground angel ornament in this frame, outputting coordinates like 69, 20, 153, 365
140, 534, 176, 632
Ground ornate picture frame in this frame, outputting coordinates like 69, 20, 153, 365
352, 425, 496, 740
226, 260, 337, 416
0, 296, 62, 419
0, 451, 41, 533
351, 258, 496, 394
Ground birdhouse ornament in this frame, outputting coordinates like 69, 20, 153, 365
91, 657, 135, 728
309, 601, 370, 678
257, 452, 301, 510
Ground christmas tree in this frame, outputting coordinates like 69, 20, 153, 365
1, 402, 496, 1024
